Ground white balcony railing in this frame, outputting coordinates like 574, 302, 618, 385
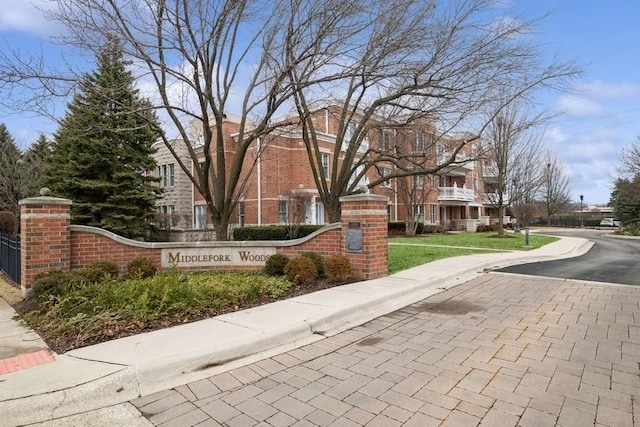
483, 192, 509, 205
437, 152, 475, 170
482, 165, 499, 178
438, 186, 476, 202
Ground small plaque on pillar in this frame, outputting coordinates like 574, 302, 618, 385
346, 221, 362, 252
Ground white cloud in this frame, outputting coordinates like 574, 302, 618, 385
553, 80, 640, 119
576, 80, 640, 101
555, 95, 608, 118
0, 1, 59, 36
545, 125, 621, 203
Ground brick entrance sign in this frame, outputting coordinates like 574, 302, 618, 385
19, 194, 389, 296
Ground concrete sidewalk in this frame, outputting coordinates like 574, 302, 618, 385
0, 235, 592, 427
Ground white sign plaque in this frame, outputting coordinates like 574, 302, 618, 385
161, 247, 276, 268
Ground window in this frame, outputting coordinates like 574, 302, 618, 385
161, 205, 175, 216
412, 132, 424, 153
437, 143, 445, 163
194, 205, 207, 229
156, 165, 175, 188
414, 204, 425, 223
321, 153, 330, 176
342, 121, 357, 151
238, 201, 245, 227
315, 200, 325, 225
428, 133, 436, 154
349, 164, 368, 189
413, 175, 424, 189
345, 121, 357, 140
168, 164, 175, 187
380, 167, 391, 187
278, 200, 288, 224
380, 131, 391, 151
430, 175, 437, 188
430, 204, 437, 223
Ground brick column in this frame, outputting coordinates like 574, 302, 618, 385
19, 196, 72, 297
339, 194, 388, 280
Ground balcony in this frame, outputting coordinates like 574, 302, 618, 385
483, 192, 509, 205
438, 186, 476, 202
482, 165, 500, 182
437, 152, 475, 176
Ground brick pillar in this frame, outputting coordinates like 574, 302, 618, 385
19, 196, 72, 298
339, 194, 388, 280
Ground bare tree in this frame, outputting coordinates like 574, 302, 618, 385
619, 136, 640, 177
482, 97, 546, 236
0, 0, 340, 240
396, 174, 435, 236
283, 191, 311, 240
282, 0, 577, 223
540, 152, 571, 226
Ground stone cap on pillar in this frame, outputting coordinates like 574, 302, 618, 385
19, 196, 73, 206
339, 194, 388, 203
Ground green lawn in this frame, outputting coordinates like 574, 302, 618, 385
390, 231, 558, 250
388, 245, 497, 274
388, 231, 558, 273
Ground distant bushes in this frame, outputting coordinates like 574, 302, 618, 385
0, 211, 18, 235
387, 221, 444, 236
233, 225, 323, 241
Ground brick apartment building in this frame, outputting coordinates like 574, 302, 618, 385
153, 106, 504, 234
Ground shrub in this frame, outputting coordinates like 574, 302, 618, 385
476, 224, 498, 233
0, 211, 18, 235
388, 221, 439, 235
301, 252, 325, 278
32, 270, 78, 301
283, 256, 318, 285
126, 257, 158, 279
325, 254, 351, 281
263, 253, 290, 276
233, 225, 323, 241
422, 224, 445, 234
78, 261, 120, 283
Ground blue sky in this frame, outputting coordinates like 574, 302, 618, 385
1, 0, 639, 205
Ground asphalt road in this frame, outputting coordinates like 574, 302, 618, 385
496, 228, 640, 286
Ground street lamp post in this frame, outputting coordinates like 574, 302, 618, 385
546, 162, 551, 226
513, 178, 520, 233
580, 194, 584, 228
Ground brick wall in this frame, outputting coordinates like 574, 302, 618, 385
19, 194, 388, 295
70, 227, 161, 271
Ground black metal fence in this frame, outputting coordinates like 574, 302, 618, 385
0, 232, 20, 284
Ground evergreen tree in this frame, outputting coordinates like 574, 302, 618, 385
610, 175, 640, 222
18, 134, 52, 199
44, 39, 160, 238
0, 124, 21, 215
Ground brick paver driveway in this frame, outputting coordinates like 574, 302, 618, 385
132, 274, 640, 426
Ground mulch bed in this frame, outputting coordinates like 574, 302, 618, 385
9, 276, 356, 354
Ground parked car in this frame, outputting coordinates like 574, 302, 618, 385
600, 218, 622, 227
